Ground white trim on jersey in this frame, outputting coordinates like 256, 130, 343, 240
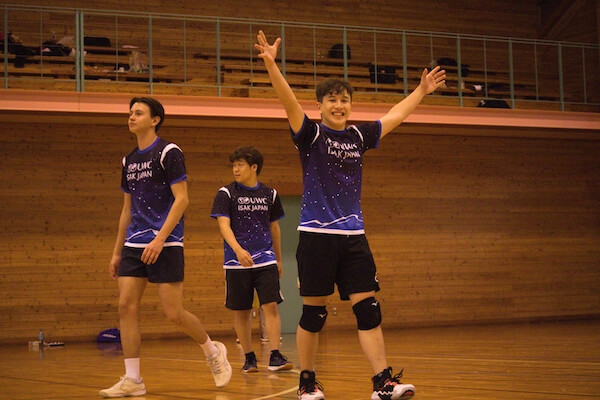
219, 186, 231, 198
272, 188, 278, 203
297, 226, 365, 235
348, 124, 364, 143
160, 143, 182, 170
124, 241, 184, 248
222, 260, 278, 269
310, 123, 321, 146
300, 213, 363, 228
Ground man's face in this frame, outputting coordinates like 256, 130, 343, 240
317, 90, 352, 130
128, 102, 159, 134
232, 159, 257, 186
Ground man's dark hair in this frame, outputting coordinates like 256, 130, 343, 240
229, 146, 264, 175
129, 97, 165, 131
316, 79, 354, 102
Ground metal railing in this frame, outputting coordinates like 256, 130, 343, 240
2, 4, 599, 111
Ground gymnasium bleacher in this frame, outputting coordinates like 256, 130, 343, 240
2, 4, 599, 112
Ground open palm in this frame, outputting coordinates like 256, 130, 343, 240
420, 66, 446, 94
254, 30, 280, 63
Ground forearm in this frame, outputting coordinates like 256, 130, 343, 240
263, 58, 304, 131
112, 193, 131, 256
112, 210, 130, 256
154, 196, 188, 243
270, 222, 282, 263
380, 85, 427, 135
218, 221, 245, 253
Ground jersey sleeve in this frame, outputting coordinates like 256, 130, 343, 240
210, 187, 232, 218
270, 189, 285, 222
161, 145, 187, 185
291, 114, 319, 151
359, 121, 382, 152
120, 156, 130, 193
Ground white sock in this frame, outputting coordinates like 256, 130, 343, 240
199, 335, 218, 358
124, 358, 141, 382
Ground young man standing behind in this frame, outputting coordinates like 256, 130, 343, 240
100, 97, 232, 398
211, 146, 293, 374
255, 31, 446, 400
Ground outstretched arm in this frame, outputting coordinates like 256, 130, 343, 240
255, 30, 305, 133
379, 66, 446, 138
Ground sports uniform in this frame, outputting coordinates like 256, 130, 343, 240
118, 137, 186, 282
292, 114, 381, 299
211, 181, 285, 308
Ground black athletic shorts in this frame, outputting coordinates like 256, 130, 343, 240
119, 246, 184, 283
296, 232, 380, 300
225, 264, 283, 310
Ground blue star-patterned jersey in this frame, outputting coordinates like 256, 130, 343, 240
120, 137, 186, 247
211, 182, 284, 269
292, 115, 381, 235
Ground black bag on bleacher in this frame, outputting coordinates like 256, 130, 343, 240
369, 64, 396, 84
84, 36, 111, 47
478, 99, 510, 109
328, 43, 351, 59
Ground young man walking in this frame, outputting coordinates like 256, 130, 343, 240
100, 97, 232, 398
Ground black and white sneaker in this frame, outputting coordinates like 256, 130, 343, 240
298, 370, 325, 400
268, 350, 293, 371
371, 367, 415, 400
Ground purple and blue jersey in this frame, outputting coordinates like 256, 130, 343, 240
120, 137, 186, 248
292, 115, 381, 235
211, 182, 284, 269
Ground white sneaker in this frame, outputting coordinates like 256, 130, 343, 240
99, 376, 146, 398
207, 341, 232, 388
298, 386, 324, 400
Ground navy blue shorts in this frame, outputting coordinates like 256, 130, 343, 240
225, 264, 283, 310
296, 232, 380, 300
118, 246, 184, 283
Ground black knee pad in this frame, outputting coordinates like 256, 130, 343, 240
352, 297, 382, 330
299, 305, 328, 332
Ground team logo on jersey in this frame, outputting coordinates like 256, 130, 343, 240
126, 160, 153, 181
325, 137, 360, 159
237, 196, 268, 211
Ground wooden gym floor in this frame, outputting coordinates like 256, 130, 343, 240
1, 319, 599, 399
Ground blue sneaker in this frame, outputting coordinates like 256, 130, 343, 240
242, 351, 258, 373
268, 350, 293, 371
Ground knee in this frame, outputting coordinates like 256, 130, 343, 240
118, 299, 139, 318
163, 308, 184, 326
261, 302, 278, 316
352, 297, 382, 330
299, 305, 328, 333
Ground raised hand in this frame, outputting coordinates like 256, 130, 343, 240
254, 30, 281, 64
419, 65, 446, 94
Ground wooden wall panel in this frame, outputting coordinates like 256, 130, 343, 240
1, 116, 599, 344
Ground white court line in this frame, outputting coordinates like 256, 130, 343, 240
146, 357, 300, 400
248, 369, 300, 400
